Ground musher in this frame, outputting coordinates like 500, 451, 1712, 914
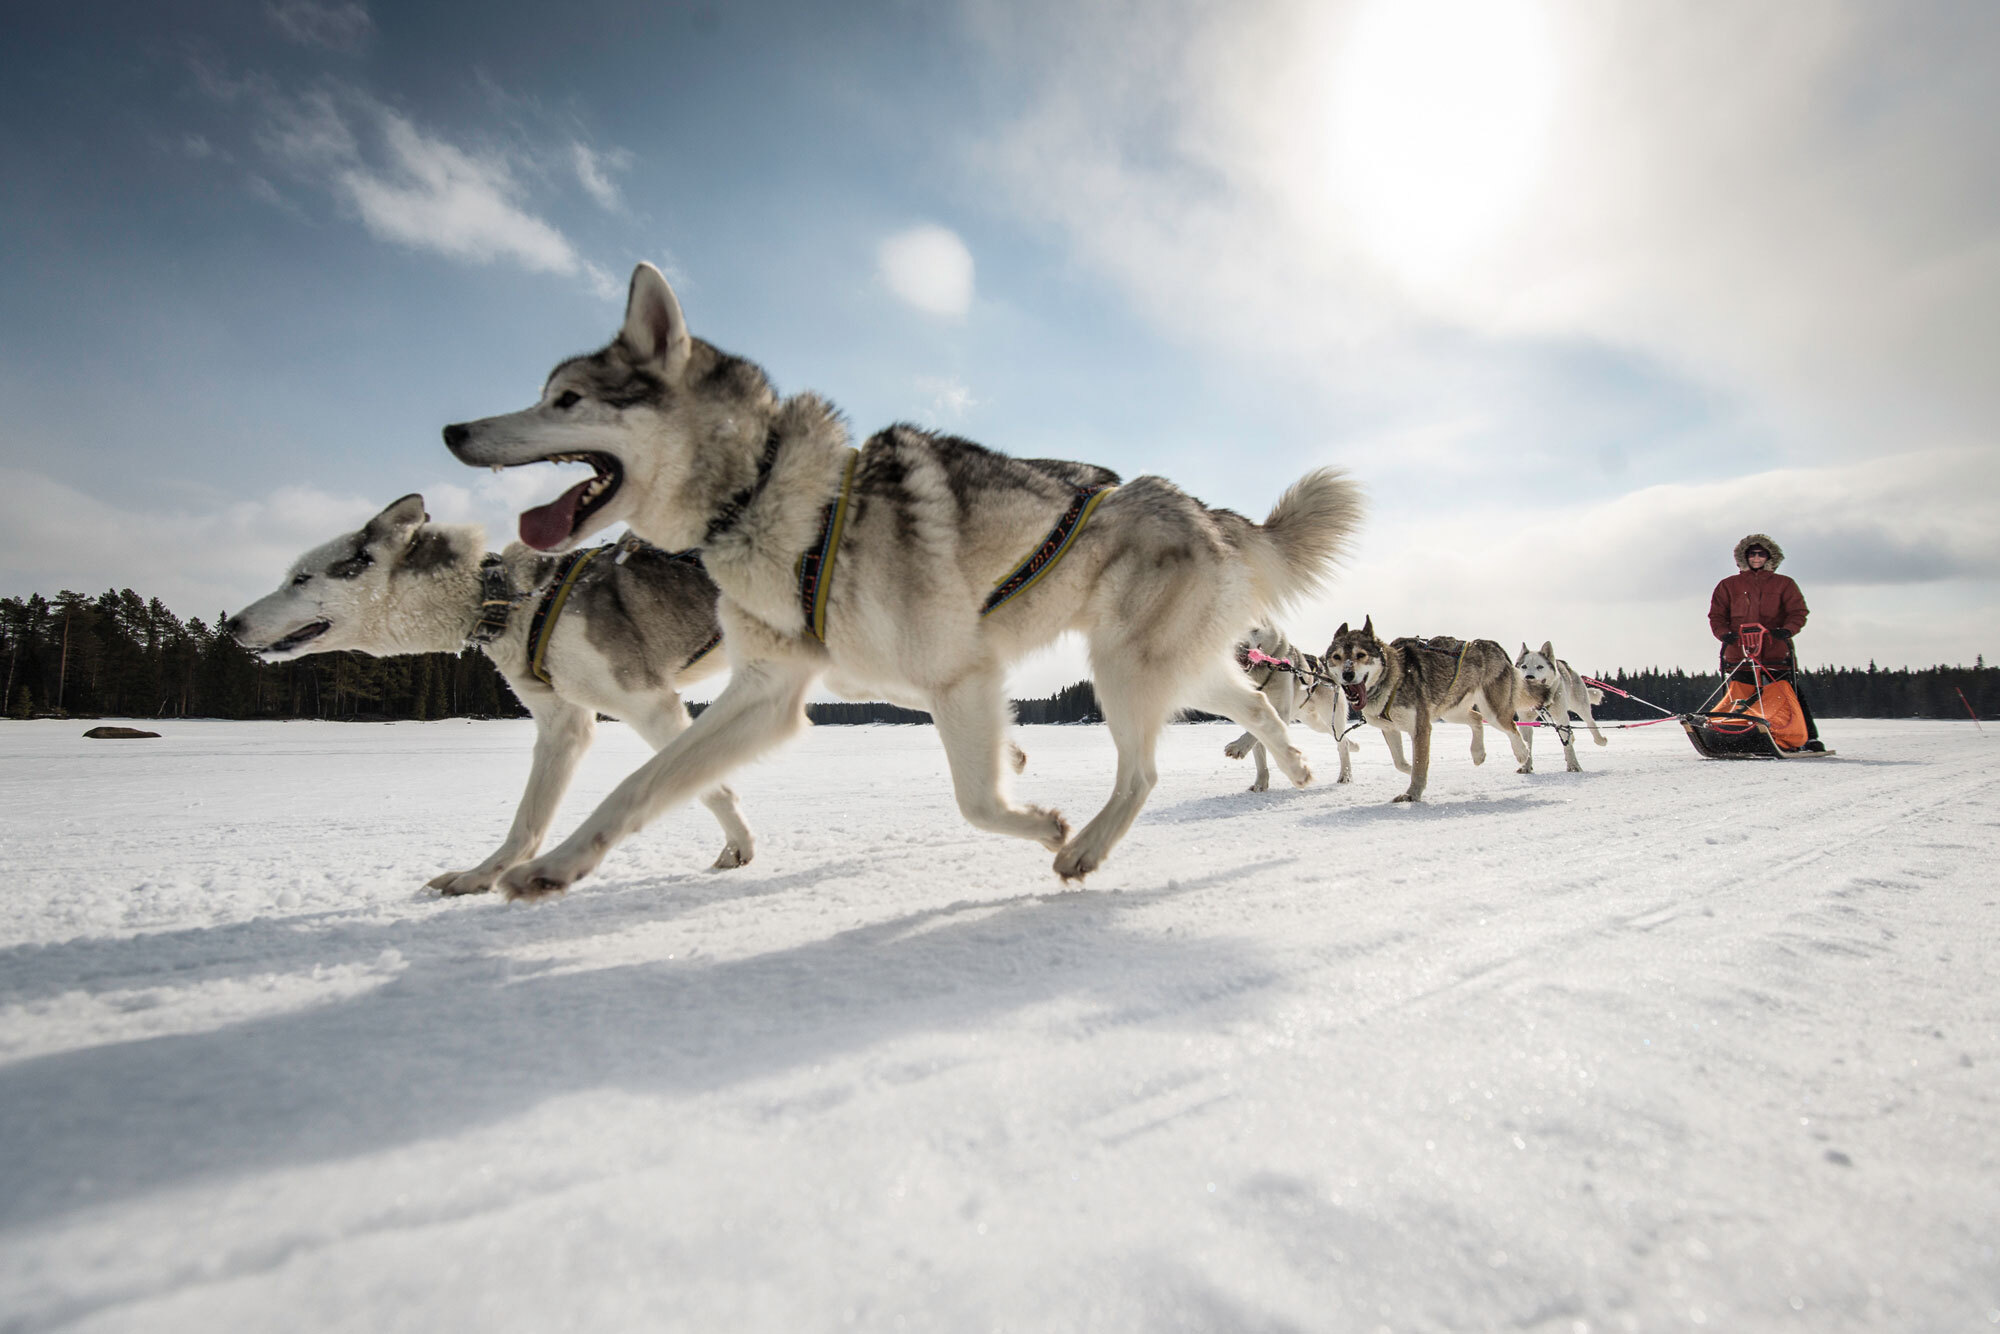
1708, 533, 1824, 752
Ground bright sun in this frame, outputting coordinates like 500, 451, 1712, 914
1331, 0, 1557, 286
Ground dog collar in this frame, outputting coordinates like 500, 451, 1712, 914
467, 554, 530, 646
704, 426, 785, 546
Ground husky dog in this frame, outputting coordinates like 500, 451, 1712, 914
1224, 624, 1357, 790
224, 494, 754, 892
1321, 618, 1531, 802
442, 262, 1363, 897
1515, 641, 1608, 773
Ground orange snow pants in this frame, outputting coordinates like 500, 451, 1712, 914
1720, 678, 1809, 750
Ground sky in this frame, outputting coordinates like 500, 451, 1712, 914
2, 0, 1996, 688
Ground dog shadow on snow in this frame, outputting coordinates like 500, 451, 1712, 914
0, 858, 1294, 1246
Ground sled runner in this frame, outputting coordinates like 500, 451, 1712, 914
1682, 626, 1834, 759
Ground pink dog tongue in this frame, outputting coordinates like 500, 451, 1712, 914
519, 479, 593, 550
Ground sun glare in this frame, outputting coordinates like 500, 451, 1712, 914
1332, 0, 1557, 286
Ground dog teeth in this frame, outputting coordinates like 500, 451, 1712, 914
491, 464, 503, 474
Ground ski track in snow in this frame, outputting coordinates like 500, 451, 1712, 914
0, 717, 1995, 1332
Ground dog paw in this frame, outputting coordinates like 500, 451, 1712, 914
1248, 778, 1269, 793
1031, 807, 1071, 852
1222, 738, 1253, 760
498, 861, 577, 902
1392, 791, 1421, 803
1592, 735, 1608, 746
1052, 841, 1099, 883
711, 843, 753, 870
426, 867, 499, 897
1517, 763, 1533, 774
1336, 772, 1352, 784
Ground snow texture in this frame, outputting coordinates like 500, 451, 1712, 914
2, 717, 1996, 1332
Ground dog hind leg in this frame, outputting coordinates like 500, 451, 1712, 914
929, 669, 1069, 850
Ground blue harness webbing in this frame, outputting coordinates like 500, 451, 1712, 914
981, 485, 1116, 617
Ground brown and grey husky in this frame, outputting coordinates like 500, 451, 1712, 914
1321, 617, 1531, 802
226, 494, 753, 892
442, 263, 1363, 896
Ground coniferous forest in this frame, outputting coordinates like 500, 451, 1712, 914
1, 587, 1990, 724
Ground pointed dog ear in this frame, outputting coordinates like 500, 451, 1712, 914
620, 262, 692, 382
1335, 622, 1349, 640
362, 494, 427, 547
1361, 614, 1374, 638
1520, 642, 1530, 658
1540, 640, 1554, 661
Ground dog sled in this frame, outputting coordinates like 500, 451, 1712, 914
1681, 625, 1833, 760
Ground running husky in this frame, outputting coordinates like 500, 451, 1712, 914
1515, 641, 1608, 772
1321, 618, 1531, 802
442, 262, 1362, 896
224, 494, 754, 892
1225, 624, 1356, 791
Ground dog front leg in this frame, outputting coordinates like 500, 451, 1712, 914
1379, 725, 1412, 774
1395, 708, 1430, 802
429, 697, 595, 896
623, 696, 757, 870
497, 658, 818, 901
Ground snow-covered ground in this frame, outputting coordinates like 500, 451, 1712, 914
2, 715, 1995, 1332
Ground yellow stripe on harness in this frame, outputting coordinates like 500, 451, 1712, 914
981, 484, 1116, 617
527, 545, 604, 685
796, 449, 860, 644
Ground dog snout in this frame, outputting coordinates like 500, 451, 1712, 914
221, 613, 244, 640
442, 422, 472, 456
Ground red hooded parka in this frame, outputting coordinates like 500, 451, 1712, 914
1709, 532, 1808, 666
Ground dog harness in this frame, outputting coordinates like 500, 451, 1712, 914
467, 555, 532, 647
518, 542, 719, 686
796, 449, 861, 643
981, 485, 1117, 617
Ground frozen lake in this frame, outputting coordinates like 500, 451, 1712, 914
2, 716, 1995, 1331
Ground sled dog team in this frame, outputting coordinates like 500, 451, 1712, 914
229, 263, 1598, 902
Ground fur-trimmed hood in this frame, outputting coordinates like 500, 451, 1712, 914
1733, 532, 1785, 571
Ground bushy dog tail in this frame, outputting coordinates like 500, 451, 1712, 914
1238, 467, 1363, 613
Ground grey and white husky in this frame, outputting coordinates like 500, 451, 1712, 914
1225, 624, 1356, 791
1515, 641, 1608, 772
442, 262, 1363, 896
1321, 617, 1531, 802
225, 494, 754, 892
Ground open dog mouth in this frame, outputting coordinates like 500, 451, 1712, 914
1341, 680, 1368, 710
517, 452, 623, 551
259, 621, 330, 656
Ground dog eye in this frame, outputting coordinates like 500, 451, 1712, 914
552, 390, 581, 410
291, 572, 311, 587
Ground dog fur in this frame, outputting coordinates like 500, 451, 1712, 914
1321, 617, 1531, 801
1224, 624, 1356, 790
225, 494, 754, 892
1515, 640, 1607, 772
441, 262, 1363, 896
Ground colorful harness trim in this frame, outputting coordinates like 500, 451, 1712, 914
981, 485, 1117, 617
527, 545, 606, 685
796, 450, 861, 643
520, 541, 721, 685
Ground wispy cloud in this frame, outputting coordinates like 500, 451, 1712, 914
246, 81, 604, 282
916, 375, 979, 424
266, 0, 374, 55
878, 224, 976, 320
571, 142, 629, 212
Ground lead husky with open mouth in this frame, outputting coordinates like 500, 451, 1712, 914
443, 263, 1362, 898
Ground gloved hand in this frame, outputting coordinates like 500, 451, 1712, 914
1721, 631, 1737, 643
1772, 628, 1792, 641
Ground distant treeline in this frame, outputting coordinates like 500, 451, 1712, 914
1, 588, 1989, 723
